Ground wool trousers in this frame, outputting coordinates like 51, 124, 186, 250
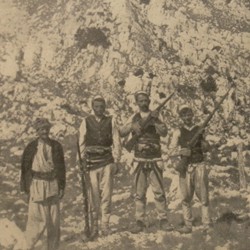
89, 163, 115, 230
133, 161, 168, 222
25, 196, 60, 250
179, 163, 211, 228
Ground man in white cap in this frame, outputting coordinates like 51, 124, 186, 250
120, 91, 173, 233
169, 105, 212, 234
20, 118, 66, 250
78, 95, 121, 238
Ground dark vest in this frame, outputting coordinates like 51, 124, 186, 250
132, 113, 161, 159
85, 115, 114, 168
85, 115, 113, 147
20, 139, 66, 194
178, 125, 204, 163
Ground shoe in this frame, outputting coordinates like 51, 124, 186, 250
130, 220, 146, 234
177, 225, 192, 234
89, 225, 99, 240
159, 219, 174, 231
202, 224, 213, 234
89, 230, 98, 240
81, 231, 90, 242
100, 227, 110, 237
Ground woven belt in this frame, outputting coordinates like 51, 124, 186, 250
85, 146, 112, 154
32, 170, 57, 181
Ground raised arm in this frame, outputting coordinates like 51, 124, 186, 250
119, 115, 134, 137
79, 118, 87, 158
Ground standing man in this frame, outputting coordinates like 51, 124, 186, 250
170, 105, 212, 234
120, 91, 173, 233
78, 95, 121, 238
20, 118, 66, 250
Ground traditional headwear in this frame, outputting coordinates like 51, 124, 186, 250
33, 118, 52, 130
134, 90, 149, 101
91, 95, 106, 106
178, 105, 193, 115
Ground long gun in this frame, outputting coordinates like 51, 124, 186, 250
175, 86, 234, 175
76, 137, 91, 238
124, 92, 175, 152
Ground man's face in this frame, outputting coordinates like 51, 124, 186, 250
92, 100, 106, 117
136, 94, 150, 112
180, 110, 194, 126
37, 127, 50, 140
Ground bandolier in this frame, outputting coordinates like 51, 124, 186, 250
132, 113, 161, 159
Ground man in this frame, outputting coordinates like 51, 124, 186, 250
170, 105, 212, 234
119, 91, 173, 233
20, 118, 66, 250
78, 95, 121, 238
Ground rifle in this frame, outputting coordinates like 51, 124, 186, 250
76, 137, 91, 238
175, 86, 234, 176
124, 92, 175, 152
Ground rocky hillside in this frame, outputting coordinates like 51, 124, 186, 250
0, 0, 250, 142
0, 0, 250, 249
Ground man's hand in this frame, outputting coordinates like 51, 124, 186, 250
179, 148, 191, 157
111, 163, 120, 175
201, 141, 210, 153
25, 193, 30, 203
131, 121, 141, 135
150, 110, 160, 118
59, 189, 64, 199
155, 123, 168, 137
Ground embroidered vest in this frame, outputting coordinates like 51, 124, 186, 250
178, 125, 204, 163
85, 115, 114, 168
132, 113, 161, 159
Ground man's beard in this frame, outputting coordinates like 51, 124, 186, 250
141, 105, 149, 112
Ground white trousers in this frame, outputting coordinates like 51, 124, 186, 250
89, 163, 115, 229
179, 163, 211, 228
25, 196, 60, 250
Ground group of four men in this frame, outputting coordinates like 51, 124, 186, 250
21, 90, 212, 249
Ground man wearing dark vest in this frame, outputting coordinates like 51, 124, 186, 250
120, 91, 173, 233
78, 95, 121, 238
20, 118, 66, 250
170, 105, 212, 234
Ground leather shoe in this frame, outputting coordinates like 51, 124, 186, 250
130, 220, 146, 234
177, 225, 192, 234
159, 219, 174, 231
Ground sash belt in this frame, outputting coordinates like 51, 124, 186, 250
32, 170, 57, 181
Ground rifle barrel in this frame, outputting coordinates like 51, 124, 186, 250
156, 92, 175, 111
124, 91, 175, 152
189, 87, 233, 147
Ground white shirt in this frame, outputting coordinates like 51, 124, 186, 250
30, 140, 58, 202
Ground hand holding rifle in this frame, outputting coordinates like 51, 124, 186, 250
125, 91, 175, 152
175, 78, 236, 176
131, 122, 142, 136
179, 148, 191, 157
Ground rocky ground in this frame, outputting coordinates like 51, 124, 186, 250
0, 0, 250, 249
0, 132, 250, 249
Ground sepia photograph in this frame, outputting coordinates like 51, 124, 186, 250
0, 0, 249, 249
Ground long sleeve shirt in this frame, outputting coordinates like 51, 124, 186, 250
119, 111, 167, 138
169, 124, 205, 157
30, 140, 59, 202
20, 138, 66, 195
79, 116, 121, 163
